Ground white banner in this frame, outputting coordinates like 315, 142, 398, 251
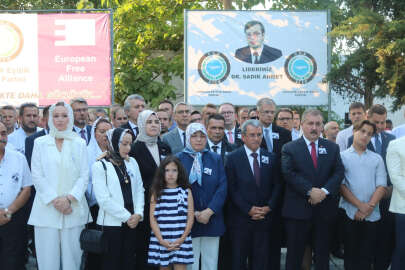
185, 11, 329, 106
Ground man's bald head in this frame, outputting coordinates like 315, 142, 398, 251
324, 121, 339, 143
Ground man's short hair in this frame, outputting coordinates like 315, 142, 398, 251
191, 110, 201, 116
69, 97, 88, 106
256, 98, 276, 111
219, 103, 235, 111
354, 120, 376, 135
173, 102, 188, 113
1, 105, 17, 113
95, 108, 107, 115
159, 99, 174, 109
386, 119, 392, 125
349, 102, 365, 112
19, 103, 38, 117
124, 94, 145, 112
207, 113, 225, 125
301, 109, 323, 123
244, 20, 265, 34
202, 103, 217, 112
236, 106, 249, 116
324, 121, 338, 132
241, 119, 262, 135
368, 104, 387, 117
276, 108, 294, 119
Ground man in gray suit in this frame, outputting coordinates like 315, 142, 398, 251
162, 102, 191, 154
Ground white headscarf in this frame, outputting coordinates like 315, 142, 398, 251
136, 110, 160, 146
48, 102, 80, 196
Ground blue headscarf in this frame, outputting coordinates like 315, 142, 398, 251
182, 123, 208, 186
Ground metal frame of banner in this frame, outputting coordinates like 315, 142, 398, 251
184, 9, 332, 118
0, 9, 115, 109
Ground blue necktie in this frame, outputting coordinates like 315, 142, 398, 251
374, 134, 382, 155
264, 128, 273, 152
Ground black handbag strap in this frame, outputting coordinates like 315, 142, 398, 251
85, 159, 108, 231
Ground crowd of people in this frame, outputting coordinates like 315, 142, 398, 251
0, 94, 405, 270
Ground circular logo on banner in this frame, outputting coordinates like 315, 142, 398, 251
284, 51, 317, 84
0, 20, 24, 62
198, 51, 230, 84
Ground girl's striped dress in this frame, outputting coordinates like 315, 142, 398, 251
148, 187, 194, 266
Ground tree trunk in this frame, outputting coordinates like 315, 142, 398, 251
223, 0, 232, 9
364, 88, 374, 109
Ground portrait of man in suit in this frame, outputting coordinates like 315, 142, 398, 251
235, 20, 282, 64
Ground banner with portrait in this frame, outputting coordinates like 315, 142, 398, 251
0, 12, 112, 107
185, 10, 329, 106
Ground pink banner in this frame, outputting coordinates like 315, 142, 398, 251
37, 13, 111, 106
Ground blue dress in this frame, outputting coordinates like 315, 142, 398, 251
148, 187, 194, 266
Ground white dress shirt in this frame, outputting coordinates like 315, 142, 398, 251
392, 123, 405, 139
177, 127, 186, 146
0, 148, 32, 208
336, 125, 353, 151
207, 139, 222, 154
387, 137, 405, 214
244, 145, 261, 174
127, 120, 138, 137
7, 127, 42, 154
73, 125, 89, 143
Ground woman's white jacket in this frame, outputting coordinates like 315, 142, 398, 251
92, 157, 145, 226
28, 135, 90, 229
387, 137, 405, 214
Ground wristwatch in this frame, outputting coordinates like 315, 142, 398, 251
4, 208, 12, 219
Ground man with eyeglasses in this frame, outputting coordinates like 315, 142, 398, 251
219, 103, 243, 147
276, 108, 300, 140
70, 98, 92, 145
257, 98, 291, 270
121, 94, 146, 141
235, 20, 282, 64
162, 102, 191, 154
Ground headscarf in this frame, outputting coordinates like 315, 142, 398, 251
136, 110, 160, 146
87, 117, 110, 166
106, 128, 130, 164
48, 102, 80, 196
182, 123, 208, 186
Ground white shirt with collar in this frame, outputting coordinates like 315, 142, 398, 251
302, 135, 329, 195
127, 120, 138, 137
8, 126, 42, 154
177, 127, 186, 146
244, 144, 261, 174
73, 125, 89, 143
224, 126, 236, 143
250, 44, 264, 63
0, 148, 33, 208
207, 138, 222, 154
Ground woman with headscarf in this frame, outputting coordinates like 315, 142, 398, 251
129, 109, 171, 269
29, 101, 90, 270
92, 127, 144, 270
85, 117, 112, 270
177, 123, 227, 270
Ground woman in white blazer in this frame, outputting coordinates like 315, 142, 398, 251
29, 101, 90, 270
92, 127, 144, 270
387, 136, 405, 270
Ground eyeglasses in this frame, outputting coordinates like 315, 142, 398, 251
260, 110, 275, 115
221, 111, 234, 115
250, 116, 258, 120
246, 133, 263, 138
278, 117, 292, 121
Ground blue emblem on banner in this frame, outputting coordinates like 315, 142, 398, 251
284, 51, 317, 84
198, 51, 230, 84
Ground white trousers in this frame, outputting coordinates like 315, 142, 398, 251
188, 236, 220, 270
34, 226, 84, 270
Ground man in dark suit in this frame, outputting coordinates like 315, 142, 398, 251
347, 104, 396, 270
121, 94, 145, 141
206, 114, 236, 163
235, 20, 282, 64
257, 97, 291, 269
225, 119, 281, 270
281, 109, 344, 270
219, 103, 243, 147
162, 102, 191, 154
70, 98, 92, 144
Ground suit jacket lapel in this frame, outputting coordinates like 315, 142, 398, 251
298, 138, 317, 171
173, 129, 183, 149
140, 141, 158, 168
241, 148, 255, 182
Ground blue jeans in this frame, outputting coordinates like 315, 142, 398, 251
391, 213, 405, 270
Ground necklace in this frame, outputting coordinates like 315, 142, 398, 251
116, 164, 130, 184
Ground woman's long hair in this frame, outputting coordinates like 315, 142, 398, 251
150, 155, 190, 202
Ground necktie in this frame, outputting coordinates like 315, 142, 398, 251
212, 145, 219, 153
264, 128, 273, 152
80, 129, 86, 143
183, 132, 186, 147
227, 131, 234, 144
251, 153, 260, 186
374, 134, 382, 155
310, 142, 317, 169
253, 52, 259, 64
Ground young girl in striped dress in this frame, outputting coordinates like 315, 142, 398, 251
148, 156, 194, 270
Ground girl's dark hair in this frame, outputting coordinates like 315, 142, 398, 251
150, 155, 190, 201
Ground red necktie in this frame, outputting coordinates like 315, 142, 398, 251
310, 142, 317, 169
228, 131, 234, 144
